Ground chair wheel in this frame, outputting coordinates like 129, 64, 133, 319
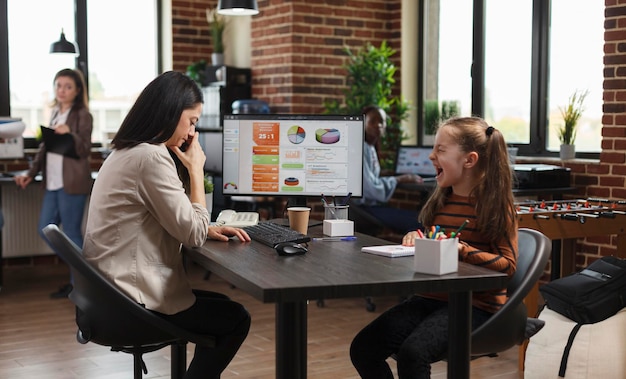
365, 297, 376, 312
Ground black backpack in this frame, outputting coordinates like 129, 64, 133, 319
539, 256, 626, 377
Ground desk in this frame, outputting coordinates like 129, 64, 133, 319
183, 227, 507, 379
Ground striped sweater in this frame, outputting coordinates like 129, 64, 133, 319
421, 193, 518, 314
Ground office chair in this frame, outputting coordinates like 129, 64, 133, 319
469, 228, 550, 356
391, 228, 550, 365
348, 200, 386, 237
42, 224, 216, 379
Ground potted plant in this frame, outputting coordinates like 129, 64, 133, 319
204, 175, 214, 217
206, 7, 225, 65
324, 41, 410, 174
558, 89, 588, 160
186, 59, 208, 86
423, 100, 459, 145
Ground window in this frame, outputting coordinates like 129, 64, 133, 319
420, 0, 603, 157
547, 0, 603, 153
87, 0, 158, 143
421, 0, 473, 145
7, 0, 75, 138
4, 0, 159, 144
484, 0, 532, 145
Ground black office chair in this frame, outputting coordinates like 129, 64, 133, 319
42, 224, 216, 379
469, 227, 550, 356
348, 200, 386, 237
390, 228, 550, 365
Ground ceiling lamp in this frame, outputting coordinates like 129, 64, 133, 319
50, 29, 79, 55
217, 0, 259, 16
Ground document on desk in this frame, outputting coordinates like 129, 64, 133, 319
361, 245, 415, 257
40, 125, 79, 159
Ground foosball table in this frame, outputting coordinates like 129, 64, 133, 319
516, 198, 626, 277
515, 198, 626, 370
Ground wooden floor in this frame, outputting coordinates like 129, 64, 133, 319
0, 263, 523, 378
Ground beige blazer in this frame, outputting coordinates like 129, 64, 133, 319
83, 143, 211, 315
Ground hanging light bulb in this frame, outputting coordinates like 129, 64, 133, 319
217, 0, 259, 16
50, 29, 79, 55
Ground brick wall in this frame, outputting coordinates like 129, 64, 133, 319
171, 0, 402, 113
171, 0, 216, 73
249, 0, 401, 113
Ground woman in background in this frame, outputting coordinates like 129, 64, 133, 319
83, 71, 251, 379
350, 117, 518, 378
14, 68, 93, 299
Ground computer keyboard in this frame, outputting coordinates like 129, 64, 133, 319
243, 221, 311, 248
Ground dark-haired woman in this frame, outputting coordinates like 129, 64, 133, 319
14, 68, 93, 298
83, 71, 251, 379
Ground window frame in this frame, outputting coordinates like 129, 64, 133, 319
417, 0, 601, 160
0, 0, 163, 144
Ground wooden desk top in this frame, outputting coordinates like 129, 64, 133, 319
183, 226, 508, 303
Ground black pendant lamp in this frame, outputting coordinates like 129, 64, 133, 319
217, 0, 259, 16
50, 29, 79, 55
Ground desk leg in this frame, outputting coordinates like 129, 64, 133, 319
550, 240, 561, 280
616, 234, 626, 259
560, 238, 577, 277
448, 291, 471, 379
276, 301, 307, 379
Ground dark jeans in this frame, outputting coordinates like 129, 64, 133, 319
350, 296, 492, 379
156, 290, 251, 379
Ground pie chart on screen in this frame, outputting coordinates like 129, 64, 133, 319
287, 125, 306, 144
315, 128, 340, 144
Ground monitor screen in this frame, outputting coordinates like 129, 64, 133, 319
395, 146, 437, 177
222, 114, 364, 199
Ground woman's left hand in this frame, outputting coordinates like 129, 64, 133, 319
208, 225, 251, 242
54, 124, 70, 134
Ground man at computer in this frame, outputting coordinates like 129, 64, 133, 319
351, 105, 423, 234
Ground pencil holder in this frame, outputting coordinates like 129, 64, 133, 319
324, 204, 349, 220
413, 237, 459, 275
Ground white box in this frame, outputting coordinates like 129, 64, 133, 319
0, 137, 23, 159
323, 219, 354, 236
413, 237, 459, 275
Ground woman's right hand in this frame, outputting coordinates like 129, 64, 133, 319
171, 131, 206, 173
14, 175, 32, 189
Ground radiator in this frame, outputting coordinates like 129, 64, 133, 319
1, 183, 52, 257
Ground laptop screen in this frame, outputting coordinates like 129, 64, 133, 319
395, 147, 437, 177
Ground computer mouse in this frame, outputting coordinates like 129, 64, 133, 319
274, 242, 308, 256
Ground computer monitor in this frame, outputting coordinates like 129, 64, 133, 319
222, 114, 364, 203
395, 146, 437, 177
198, 130, 223, 174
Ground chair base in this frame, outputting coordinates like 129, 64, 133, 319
109, 341, 187, 379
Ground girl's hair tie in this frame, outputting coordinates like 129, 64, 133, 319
486, 126, 495, 136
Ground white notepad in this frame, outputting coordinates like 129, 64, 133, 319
361, 245, 415, 258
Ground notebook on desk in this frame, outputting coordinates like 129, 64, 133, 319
361, 245, 415, 257
395, 146, 437, 178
